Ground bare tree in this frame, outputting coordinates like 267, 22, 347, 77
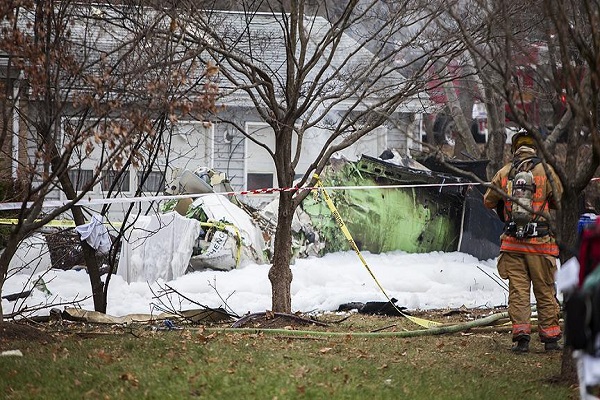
433, 0, 600, 383
0, 0, 215, 318
143, 0, 449, 312
429, 0, 598, 254
415, 1, 517, 173
443, 0, 599, 257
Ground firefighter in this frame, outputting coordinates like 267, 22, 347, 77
483, 129, 563, 353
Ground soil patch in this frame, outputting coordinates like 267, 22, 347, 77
0, 322, 52, 344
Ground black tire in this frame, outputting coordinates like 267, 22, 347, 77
432, 115, 487, 145
433, 116, 456, 145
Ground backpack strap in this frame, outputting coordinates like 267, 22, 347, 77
531, 198, 548, 223
510, 156, 541, 177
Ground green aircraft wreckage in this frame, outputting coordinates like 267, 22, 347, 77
8, 153, 503, 280
116, 153, 503, 279
300, 154, 503, 260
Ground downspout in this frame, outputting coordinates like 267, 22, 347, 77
11, 71, 22, 179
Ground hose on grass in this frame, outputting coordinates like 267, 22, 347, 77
205, 311, 510, 338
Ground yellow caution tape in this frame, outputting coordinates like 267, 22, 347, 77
0, 218, 76, 227
0, 218, 123, 227
313, 174, 441, 329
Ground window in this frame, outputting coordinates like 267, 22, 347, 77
245, 125, 277, 191
244, 123, 313, 191
138, 171, 165, 193
101, 170, 130, 192
247, 173, 273, 190
67, 169, 94, 191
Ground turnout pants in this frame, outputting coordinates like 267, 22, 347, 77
497, 251, 562, 342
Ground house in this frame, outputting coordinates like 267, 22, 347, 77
205, 11, 428, 207
1, 5, 428, 221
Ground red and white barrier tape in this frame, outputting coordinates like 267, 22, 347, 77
0, 181, 482, 211
237, 187, 301, 195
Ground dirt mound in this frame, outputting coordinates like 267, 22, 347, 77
0, 322, 51, 343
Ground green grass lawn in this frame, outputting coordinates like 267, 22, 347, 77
0, 316, 577, 400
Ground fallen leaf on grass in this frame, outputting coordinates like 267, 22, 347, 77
90, 350, 113, 363
319, 347, 333, 354
120, 372, 139, 386
197, 333, 217, 343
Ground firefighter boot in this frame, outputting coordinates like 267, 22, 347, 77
544, 341, 562, 352
511, 335, 530, 353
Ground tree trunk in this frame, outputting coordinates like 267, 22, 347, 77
70, 205, 105, 313
484, 91, 507, 179
443, 79, 480, 159
557, 187, 582, 383
0, 233, 24, 321
268, 190, 294, 313
50, 145, 105, 313
557, 187, 581, 261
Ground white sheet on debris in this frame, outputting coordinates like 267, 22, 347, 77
75, 214, 111, 254
117, 212, 201, 283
